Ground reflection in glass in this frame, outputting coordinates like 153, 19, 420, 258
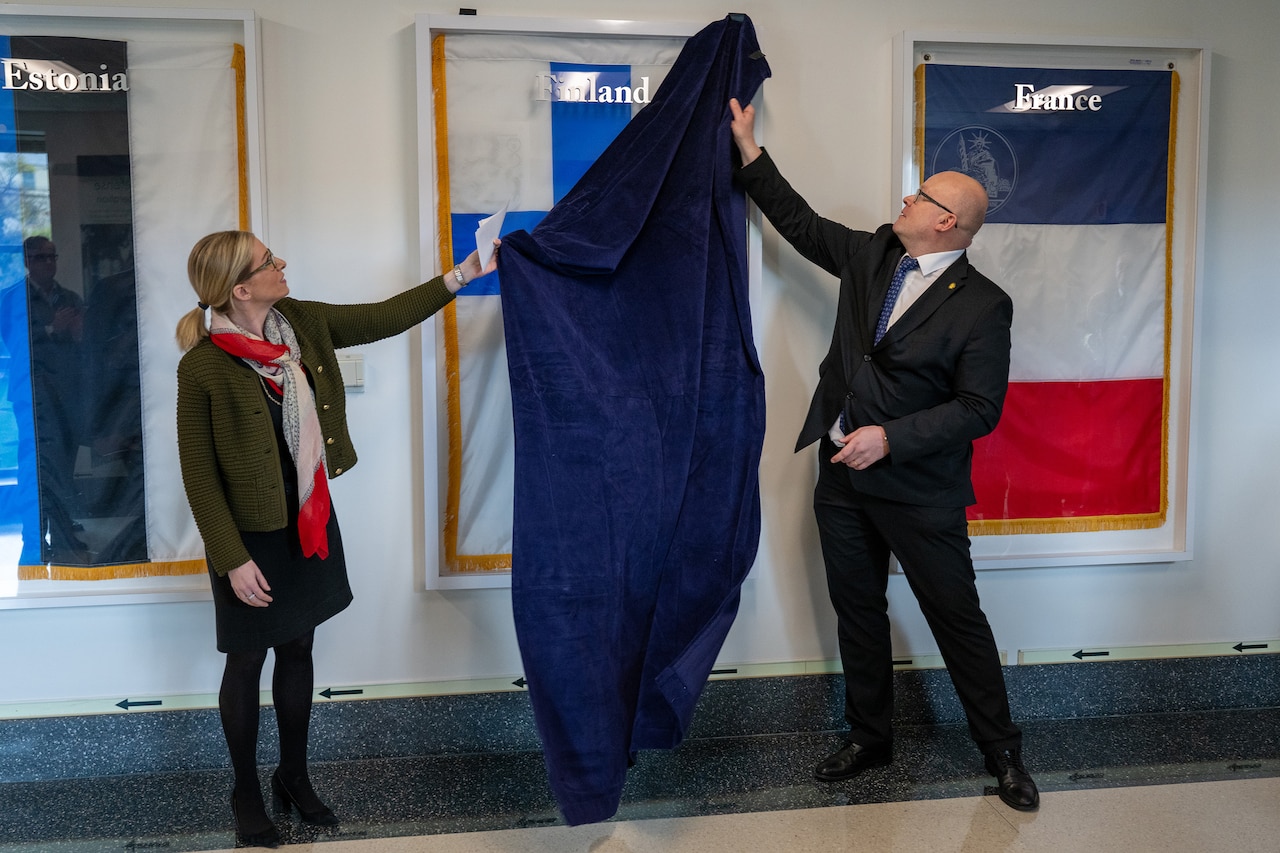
0, 35, 147, 578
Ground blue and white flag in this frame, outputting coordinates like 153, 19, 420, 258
432, 32, 687, 574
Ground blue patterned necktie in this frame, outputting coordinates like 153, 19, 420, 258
874, 255, 919, 344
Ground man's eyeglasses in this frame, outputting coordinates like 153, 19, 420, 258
242, 249, 280, 281
30, 253, 58, 262
913, 188, 955, 217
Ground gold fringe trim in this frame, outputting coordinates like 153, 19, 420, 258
1157, 69, 1181, 525
452, 553, 515, 574
232, 44, 250, 230
433, 34, 513, 576
913, 63, 926, 186
969, 511, 1166, 537
17, 560, 206, 582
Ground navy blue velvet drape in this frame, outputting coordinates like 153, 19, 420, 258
498, 15, 770, 825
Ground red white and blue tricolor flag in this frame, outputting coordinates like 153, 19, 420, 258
918, 63, 1176, 533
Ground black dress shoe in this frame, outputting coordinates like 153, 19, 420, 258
814, 740, 892, 781
271, 769, 340, 826
231, 788, 280, 848
985, 748, 1040, 811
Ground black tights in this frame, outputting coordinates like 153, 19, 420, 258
220, 629, 317, 812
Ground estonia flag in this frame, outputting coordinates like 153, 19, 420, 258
0, 34, 243, 581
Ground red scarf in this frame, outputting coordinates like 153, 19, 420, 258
209, 312, 331, 559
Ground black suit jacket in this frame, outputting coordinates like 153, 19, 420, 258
737, 150, 1013, 508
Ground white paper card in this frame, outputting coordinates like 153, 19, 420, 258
475, 202, 508, 269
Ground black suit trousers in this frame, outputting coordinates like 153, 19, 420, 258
812, 438, 1021, 754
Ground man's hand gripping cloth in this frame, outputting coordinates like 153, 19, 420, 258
498, 15, 771, 826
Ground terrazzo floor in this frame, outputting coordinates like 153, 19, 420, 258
244, 778, 1280, 853
2, 706, 1278, 852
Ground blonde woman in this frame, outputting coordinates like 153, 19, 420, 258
176, 231, 496, 847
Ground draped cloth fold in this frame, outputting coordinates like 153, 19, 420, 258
497, 15, 770, 825
209, 308, 331, 559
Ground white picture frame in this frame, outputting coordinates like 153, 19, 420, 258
893, 32, 1209, 569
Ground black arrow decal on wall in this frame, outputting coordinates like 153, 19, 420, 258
115, 699, 162, 710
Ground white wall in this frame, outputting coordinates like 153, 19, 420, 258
2, 0, 1276, 705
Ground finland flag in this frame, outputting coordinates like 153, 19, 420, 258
432, 31, 687, 573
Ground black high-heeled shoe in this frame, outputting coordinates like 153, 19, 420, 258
231, 788, 281, 848
271, 769, 339, 826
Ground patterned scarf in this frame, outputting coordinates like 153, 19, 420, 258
209, 308, 331, 559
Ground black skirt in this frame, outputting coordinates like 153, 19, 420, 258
208, 505, 352, 653
207, 366, 353, 653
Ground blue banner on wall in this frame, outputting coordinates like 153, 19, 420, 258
922, 65, 1172, 225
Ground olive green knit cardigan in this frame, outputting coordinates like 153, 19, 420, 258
177, 275, 454, 576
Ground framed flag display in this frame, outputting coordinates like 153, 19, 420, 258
0, 6, 264, 605
416, 14, 757, 589
892, 33, 1209, 568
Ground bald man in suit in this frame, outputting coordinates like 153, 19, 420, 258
729, 99, 1037, 811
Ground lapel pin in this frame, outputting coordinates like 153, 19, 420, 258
948, 282, 957, 290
